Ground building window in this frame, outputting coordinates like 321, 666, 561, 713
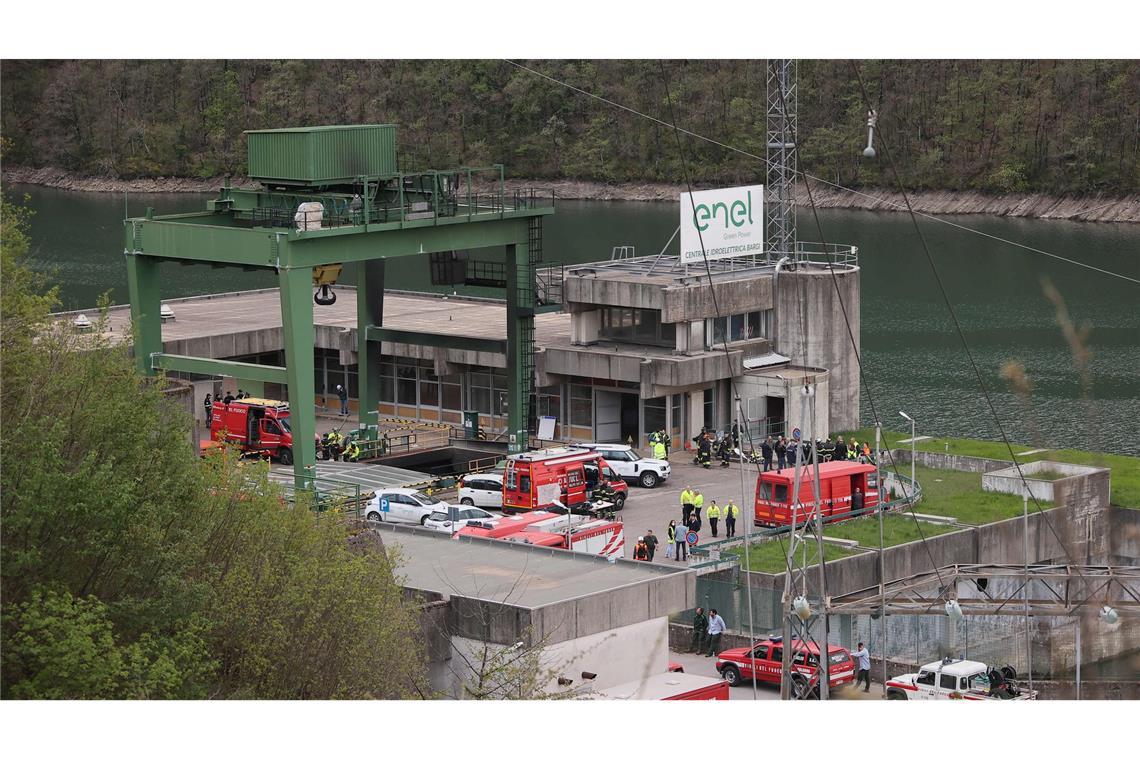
537, 386, 561, 421
643, 396, 667, 445
419, 369, 440, 408
441, 374, 462, 411
599, 307, 675, 348
397, 365, 417, 405
707, 309, 771, 347
378, 360, 395, 403
570, 384, 592, 427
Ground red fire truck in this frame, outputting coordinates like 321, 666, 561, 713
454, 509, 626, 559
753, 460, 879, 527
209, 398, 295, 464
501, 447, 628, 513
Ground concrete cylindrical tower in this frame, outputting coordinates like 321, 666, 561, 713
773, 265, 861, 433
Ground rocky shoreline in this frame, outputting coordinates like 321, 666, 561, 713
4, 166, 1138, 223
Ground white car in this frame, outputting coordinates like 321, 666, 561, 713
364, 488, 450, 525
422, 505, 496, 533
580, 443, 671, 488
458, 472, 504, 509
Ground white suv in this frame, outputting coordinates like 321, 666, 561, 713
364, 488, 450, 525
458, 472, 504, 509
580, 444, 671, 488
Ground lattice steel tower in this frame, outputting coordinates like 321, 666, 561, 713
766, 60, 797, 261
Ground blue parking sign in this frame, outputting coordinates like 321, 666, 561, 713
380, 497, 390, 513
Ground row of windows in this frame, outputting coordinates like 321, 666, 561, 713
707, 309, 772, 346
599, 307, 677, 347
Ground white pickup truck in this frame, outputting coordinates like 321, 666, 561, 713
886, 658, 1037, 701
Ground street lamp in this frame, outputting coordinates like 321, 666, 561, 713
899, 411, 916, 493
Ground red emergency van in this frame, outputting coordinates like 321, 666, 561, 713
501, 447, 628, 513
209, 398, 295, 464
753, 460, 879, 527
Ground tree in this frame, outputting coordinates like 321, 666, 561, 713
1, 194, 429, 699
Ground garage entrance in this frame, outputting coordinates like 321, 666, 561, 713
595, 389, 639, 443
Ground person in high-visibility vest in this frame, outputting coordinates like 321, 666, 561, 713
652, 439, 666, 460
666, 520, 677, 560
707, 500, 721, 537
725, 499, 740, 538
692, 489, 705, 520
680, 486, 694, 523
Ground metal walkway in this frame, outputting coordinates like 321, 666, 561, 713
268, 461, 433, 493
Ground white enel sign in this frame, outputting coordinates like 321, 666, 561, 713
679, 185, 765, 264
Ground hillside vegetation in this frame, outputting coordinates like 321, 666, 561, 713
2, 60, 1137, 196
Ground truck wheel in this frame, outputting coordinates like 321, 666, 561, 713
722, 665, 742, 687
791, 674, 817, 700
614, 494, 626, 510
279, 447, 293, 466
639, 471, 659, 488
887, 689, 907, 700
460, 498, 475, 506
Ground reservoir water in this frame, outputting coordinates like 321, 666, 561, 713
7, 184, 1139, 455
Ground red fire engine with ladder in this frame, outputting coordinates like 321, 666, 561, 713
453, 509, 625, 559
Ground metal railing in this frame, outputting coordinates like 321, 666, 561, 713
276, 474, 371, 517
788, 241, 859, 268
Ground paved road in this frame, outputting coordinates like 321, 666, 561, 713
615, 455, 760, 563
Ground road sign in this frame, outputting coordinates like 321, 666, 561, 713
686, 531, 699, 546
380, 497, 390, 513
792, 427, 802, 440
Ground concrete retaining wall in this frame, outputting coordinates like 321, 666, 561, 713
890, 448, 1011, 473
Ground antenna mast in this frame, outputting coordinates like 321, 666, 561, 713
766, 59, 798, 263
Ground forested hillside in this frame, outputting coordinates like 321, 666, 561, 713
2, 60, 1137, 195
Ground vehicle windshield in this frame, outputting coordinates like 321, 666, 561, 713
413, 492, 442, 506
428, 511, 448, 522
278, 417, 291, 433
627, 449, 643, 461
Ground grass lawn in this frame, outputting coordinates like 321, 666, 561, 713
824, 512, 962, 545
726, 539, 865, 573
838, 428, 1139, 509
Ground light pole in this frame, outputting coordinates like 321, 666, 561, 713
899, 411, 915, 494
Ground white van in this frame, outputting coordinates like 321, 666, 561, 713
579, 443, 671, 488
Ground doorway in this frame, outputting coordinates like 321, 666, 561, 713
595, 390, 639, 443
766, 395, 785, 437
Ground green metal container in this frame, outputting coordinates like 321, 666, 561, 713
245, 125, 398, 186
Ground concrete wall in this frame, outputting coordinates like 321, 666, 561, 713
564, 273, 775, 325
159, 378, 197, 451
890, 448, 1012, 474
774, 267, 860, 432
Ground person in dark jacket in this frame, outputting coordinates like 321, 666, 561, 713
775, 436, 787, 472
761, 436, 774, 471
336, 384, 349, 415
832, 436, 848, 462
643, 530, 659, 561
691, 607, 708, 654
717, 435, 732, 467
203, 393, 213, 423
698, 432, 713, 469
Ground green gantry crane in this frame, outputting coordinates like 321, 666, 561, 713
125, 124, 553, 488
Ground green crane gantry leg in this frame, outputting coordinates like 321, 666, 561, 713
506, 240, 534, 454
125, 252, 162, 376
356, 259, 385, 434
279, 265, 317, 490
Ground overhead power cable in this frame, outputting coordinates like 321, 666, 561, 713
503, 59, 1139, 287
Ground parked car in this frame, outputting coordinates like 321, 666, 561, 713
886, 658, 1036, 700
458, 472, 504, 509
715, 636, 855, 697
364, 488, 450, 525
579, 443, 671, 488
423, 505, 496, 533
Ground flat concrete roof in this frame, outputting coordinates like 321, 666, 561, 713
60, 286, 571, 349
370, 522, 689, 609
267, 461, 432, 491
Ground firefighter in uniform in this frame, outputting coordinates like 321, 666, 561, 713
717, 435, 732, 467
725, 499, 739, 538
707, 500, 721, 537
344, 439, 361, 463
697, 432, 713, 468
593, 478, 618, 509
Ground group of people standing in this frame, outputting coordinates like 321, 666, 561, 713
751, 433, 876, 472
661, 486, 742, 562
689, 607, 727, 657
691, 428, 737, 469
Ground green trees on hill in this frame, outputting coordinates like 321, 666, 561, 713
2, 60, 1137, 195
0, 194, 429, 699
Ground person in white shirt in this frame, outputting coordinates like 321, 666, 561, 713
853, 642, 871, 691
705, 609, 726, 657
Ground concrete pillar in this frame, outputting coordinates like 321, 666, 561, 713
357, 258, 385, 430
687, 389, 704, 444
125, 253, 162, 377
279, 264, 317, 490
572, 309, 600, 345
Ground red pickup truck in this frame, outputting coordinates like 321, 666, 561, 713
714, 636, 855, 697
